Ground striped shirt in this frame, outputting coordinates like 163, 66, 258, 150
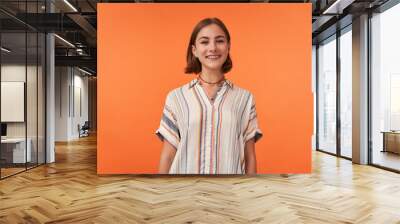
156, 78, 262, 174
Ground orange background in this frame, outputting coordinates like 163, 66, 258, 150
97, 3, 312, 174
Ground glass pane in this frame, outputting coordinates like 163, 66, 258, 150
0, 1, 46, 178
312, 45, 317, 151
340, 28, 352, 158
1, 31, 27, 177
24, 0, 38, 169
318, 36, 337, 154
27, 31, 38, 169
371, 4, 400, 171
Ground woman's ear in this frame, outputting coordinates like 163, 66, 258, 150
192, 45, 197, 58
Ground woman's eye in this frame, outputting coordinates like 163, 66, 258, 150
200, 41, 208, 45
217, 40, 225, 43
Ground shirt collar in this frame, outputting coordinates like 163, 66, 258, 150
188, 79, 198, 88
188, 78, 233, 89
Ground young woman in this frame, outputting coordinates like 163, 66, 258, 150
156, 18, 262, 174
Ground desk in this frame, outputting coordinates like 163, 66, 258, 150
381, 131, 400, 154
1, 138, 31, 163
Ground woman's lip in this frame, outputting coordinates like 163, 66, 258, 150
206, 55, 221, 58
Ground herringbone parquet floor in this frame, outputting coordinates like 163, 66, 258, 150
1, 135, 400, 223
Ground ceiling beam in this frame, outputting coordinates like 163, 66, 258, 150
55, 55, 96, 69
67, 13, 97, 39
322, 0, 355, 14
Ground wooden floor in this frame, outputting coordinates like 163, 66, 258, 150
0, 167, 26, 178
1, 135, 400, 223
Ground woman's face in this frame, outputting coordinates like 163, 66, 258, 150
192, 24, 230, 73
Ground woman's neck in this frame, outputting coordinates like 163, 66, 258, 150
200, 69, 224, 83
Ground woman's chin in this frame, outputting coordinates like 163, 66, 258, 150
203, 64, 224, 72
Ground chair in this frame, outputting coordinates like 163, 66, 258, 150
79, 121, 90, 138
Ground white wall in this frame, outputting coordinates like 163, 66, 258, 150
1, 65, 39, 137
1, 66, 26, 135
55, 67, 69, 141
72, 73, 89, 138
55, 67, 89, 141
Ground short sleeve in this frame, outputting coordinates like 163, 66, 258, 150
155, 92, 180, 149
243, 94, 263, 143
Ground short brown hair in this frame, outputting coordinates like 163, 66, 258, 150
184, 17, 233, 74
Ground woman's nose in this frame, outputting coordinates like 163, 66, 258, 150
208, 42, 217, 51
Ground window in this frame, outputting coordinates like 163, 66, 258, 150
317, 35, 337, 154
339, 27, 352, 158
371, 3, 400, 171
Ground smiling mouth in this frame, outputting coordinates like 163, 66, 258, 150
206, 55, 221, 59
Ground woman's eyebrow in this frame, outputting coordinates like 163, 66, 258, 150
197, 36, 209, 40
197, 35, 226, 41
